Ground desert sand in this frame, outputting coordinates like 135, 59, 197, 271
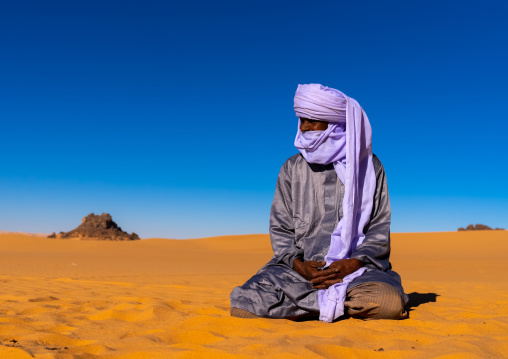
0, 231, 507, 358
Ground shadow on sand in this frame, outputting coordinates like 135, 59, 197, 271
405, 292, 440, 313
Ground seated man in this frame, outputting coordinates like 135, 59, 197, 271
230, 84, 408, 322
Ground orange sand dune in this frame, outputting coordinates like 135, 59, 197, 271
0, 231, 507, 358
0, 231, 48, 237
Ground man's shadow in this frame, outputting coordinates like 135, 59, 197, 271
405, 292, 439, 313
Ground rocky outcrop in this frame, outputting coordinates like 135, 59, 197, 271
458, 224, 505, 231
48, 213, 140, 240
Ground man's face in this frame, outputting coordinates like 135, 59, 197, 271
299, 118, 329, 132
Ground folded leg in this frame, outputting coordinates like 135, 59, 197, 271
230, 261, 319, 319
345, 282, 408, 320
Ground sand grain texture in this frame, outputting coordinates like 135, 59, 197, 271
0, 231, 507, 358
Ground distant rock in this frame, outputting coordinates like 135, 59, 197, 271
458, 224, 505, 231
48, 213, 140, 240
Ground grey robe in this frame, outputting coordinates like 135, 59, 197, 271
230, 153, 407, 319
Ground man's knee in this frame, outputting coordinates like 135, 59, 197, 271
345, 282, 407, 320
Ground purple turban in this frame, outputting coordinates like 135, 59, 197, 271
294, 84, 376, 322
294, 84, 347, 123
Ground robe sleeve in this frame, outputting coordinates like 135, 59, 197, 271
269, 160, 304, 268
351, 159, 392, 271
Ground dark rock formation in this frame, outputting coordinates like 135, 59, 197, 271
48, 213, 139, 240
458, 224, 505, 231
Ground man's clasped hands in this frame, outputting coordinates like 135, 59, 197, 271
293, 258, 364, 289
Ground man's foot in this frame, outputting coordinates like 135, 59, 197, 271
230, 307, 260, 318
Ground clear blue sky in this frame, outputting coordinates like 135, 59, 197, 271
1, 0, 507, 238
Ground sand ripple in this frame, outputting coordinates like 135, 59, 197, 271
0, 232, 507, 358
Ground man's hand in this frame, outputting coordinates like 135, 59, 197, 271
293, 258, 326, 281
309, 258, 364, 290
